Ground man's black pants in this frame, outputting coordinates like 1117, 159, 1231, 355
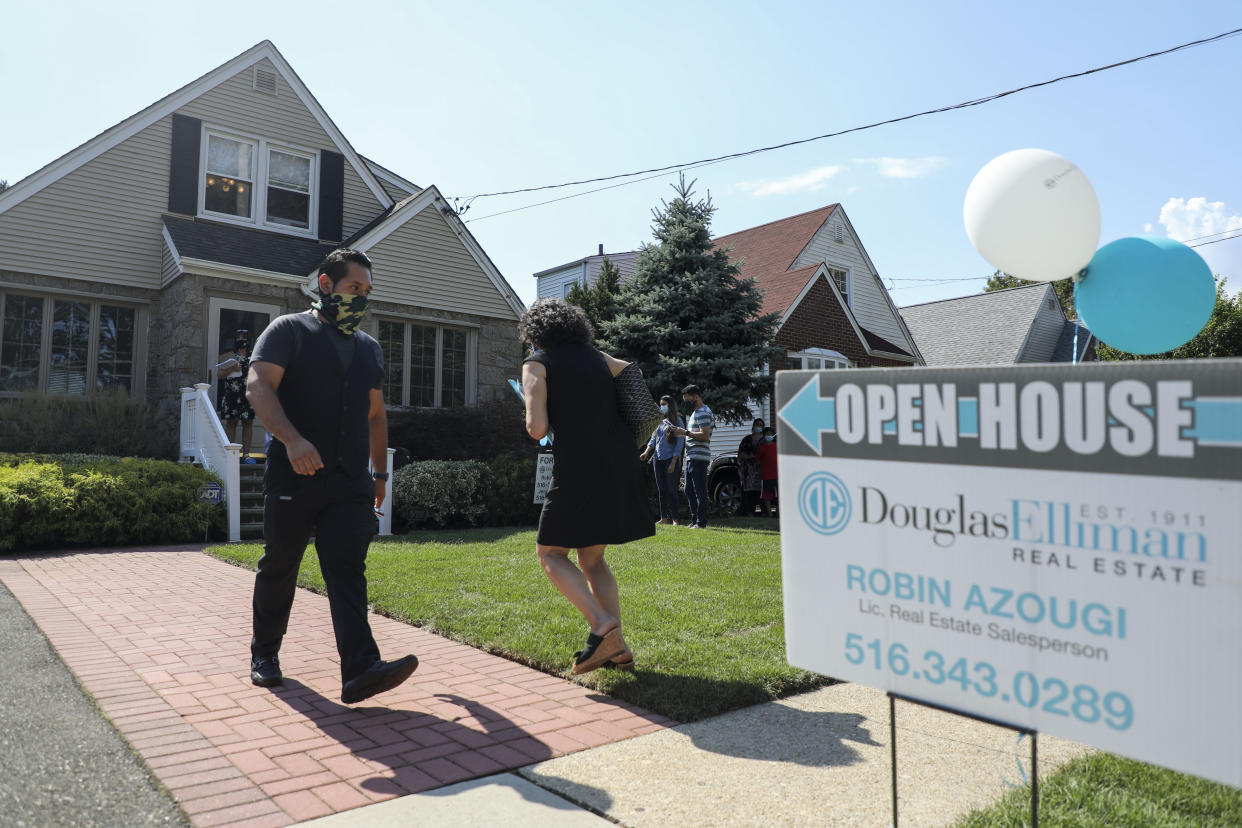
251, 464, 380, 683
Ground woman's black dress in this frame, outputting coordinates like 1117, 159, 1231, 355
525, 344, 655, 548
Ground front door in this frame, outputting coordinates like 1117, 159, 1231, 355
206, 297, 281, 454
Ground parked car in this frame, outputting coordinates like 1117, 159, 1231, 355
707, 452, 742, 515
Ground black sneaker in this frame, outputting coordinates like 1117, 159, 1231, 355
341, 655, 418, 705
250, 655, 283, 687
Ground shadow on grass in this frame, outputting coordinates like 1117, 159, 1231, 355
264, 680, 614, 810
378, 526, 537, 546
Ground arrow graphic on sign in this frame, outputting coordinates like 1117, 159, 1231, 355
778, 377, 835, 453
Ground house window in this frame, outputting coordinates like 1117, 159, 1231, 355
377, 319, 474, 408
787, 348, 850, 371
0, 292, 139, 396
200, 128, 317, 236
204, 134, 255, 218
827, 267, 849, 305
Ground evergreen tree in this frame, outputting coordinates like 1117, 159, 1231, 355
1096, 276, 1242, 360
984, 270, 1077, 318
599, 176, 781, 424
563, 256, 622, 334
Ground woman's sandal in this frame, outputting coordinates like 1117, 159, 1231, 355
606, 652, 635, 671
572, 628, 625, 675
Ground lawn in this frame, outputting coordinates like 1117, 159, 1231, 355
954, 752, 1242, 827
207, 517, 831, 722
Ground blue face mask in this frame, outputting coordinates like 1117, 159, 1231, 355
764, 435, 775, 443
752, 427, 763, 435
659, 405, 669, 415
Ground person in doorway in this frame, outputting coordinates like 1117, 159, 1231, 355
736, 418, 768, 517
756, 426, 779, 515
520, 299, 653, 674
672, 385, 713, 529
245, 248, 417, 705
640, 395, 685, 525
216, 330, 257, 463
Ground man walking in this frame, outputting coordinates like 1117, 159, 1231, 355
675, 385, 714, 529
246, 248, 417, 705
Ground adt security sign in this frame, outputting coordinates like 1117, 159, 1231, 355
776, 359, 1242, 788
196, 482, 224, 506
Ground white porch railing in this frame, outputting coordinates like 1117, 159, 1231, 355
179, 384, 396, 540
180, 383, 242, 542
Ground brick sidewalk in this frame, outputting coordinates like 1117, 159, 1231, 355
0, 548, 673, 827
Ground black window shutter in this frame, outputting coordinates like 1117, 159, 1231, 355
318, 151, 345, 242
168, 114, 201, 215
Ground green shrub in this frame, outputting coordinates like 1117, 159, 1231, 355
0, 454, 225, 552
481, 452, 542, 528
386, 398, 535, 462
0, 392, 175, 459
393, 460, 490, 529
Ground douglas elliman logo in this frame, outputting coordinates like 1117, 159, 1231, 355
798, 472, 852, 535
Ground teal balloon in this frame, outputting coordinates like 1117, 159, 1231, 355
1076, 235, 1215, 355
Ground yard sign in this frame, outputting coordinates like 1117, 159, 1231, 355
776, 359, 1242, 788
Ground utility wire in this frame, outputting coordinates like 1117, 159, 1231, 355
458, 25, 1242, 215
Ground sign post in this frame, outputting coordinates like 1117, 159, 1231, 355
776, 360, 1242, 800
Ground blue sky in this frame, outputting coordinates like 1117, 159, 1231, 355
3, 1, 1240, 307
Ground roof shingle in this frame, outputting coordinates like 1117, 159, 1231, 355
899, 284, 1051, 365
164, 216, 337, 277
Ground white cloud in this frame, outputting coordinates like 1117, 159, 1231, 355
736, 165, 842, 197
1144, 223, 1153, 233
1155, 197, 1242, 242
867, 156, 949, 179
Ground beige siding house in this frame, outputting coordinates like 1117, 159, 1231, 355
0, 41, 524, 444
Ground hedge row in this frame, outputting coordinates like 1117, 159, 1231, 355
392, 453, 543, 531
0, 393, 175, 459
0, 454, 226, 553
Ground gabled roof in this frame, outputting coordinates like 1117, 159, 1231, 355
900, 283, 1053, 365
361, 155, 421, 199
711, 205, 838, 318
0, 41, 393, 217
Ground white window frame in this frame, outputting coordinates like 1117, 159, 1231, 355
0, 288, 146, 399
377, 317, 477, 408
787, 347, 851, 370
198, 126, 319, 238
826, 265, 851, 308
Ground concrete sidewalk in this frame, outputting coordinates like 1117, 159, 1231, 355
0, 546, 1087, 827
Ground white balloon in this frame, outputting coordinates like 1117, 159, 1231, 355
963, 149, 1101, 282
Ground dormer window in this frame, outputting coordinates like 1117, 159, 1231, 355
199, 127, 317, 236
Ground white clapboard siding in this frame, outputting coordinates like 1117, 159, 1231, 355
0, 116, 171, 290
706, 397, 769, 458
536, 263, 587, 299
793, 214, 912, 350
178, 58, 384, 240
365, 203, 518, 319
1019, 287, 1067, 362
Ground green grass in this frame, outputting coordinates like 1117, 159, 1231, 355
207, 516, 830, 722
954, 752, 1242, 827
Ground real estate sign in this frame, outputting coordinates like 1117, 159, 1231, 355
533, 453, 554, 504
776, 359, 1242, 787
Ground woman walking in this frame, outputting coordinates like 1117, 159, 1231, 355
519, 299, 654, 674
216, 330, 257, 463
640, 395, 685, 525
736, 418, 769, 517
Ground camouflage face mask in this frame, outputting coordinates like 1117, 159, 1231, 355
312, 292, 369, 335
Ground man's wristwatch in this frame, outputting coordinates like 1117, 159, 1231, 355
372, 472, 390, 481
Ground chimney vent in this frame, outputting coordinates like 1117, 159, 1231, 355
598, 244, 604, 255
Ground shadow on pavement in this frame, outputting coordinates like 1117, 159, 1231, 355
265, 681, 613, 810
685, 707, 881, 767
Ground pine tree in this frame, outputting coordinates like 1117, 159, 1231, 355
563, 256, 622, 334
599, 176, 781, 424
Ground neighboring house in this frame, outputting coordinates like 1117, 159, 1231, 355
535, 246, 640, 299
0, 41, 525, 447
534, 204, 923, 450
900, 283, 1096, 366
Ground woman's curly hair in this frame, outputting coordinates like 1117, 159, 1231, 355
518, 298, 594, 349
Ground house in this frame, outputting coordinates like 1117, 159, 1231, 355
535, 246, 640, 299
534, 204, 923, 449
899, 283, 1096, 366
0, 41, 525, 449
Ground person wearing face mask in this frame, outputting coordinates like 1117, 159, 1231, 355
736, 418, 768, 518
640, 395, 685, 525
215, 329, 257, 463
756, 426, 779, 515
244, 248, 417, 706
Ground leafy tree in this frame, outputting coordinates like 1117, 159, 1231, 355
0, 180, 8, 193
1096, 276, 1242, 360
984, 270, 1076, 318
599, 176, 781, 423
564, 256, 622, 332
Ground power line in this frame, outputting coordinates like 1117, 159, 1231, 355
457, 25, 1242, 215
